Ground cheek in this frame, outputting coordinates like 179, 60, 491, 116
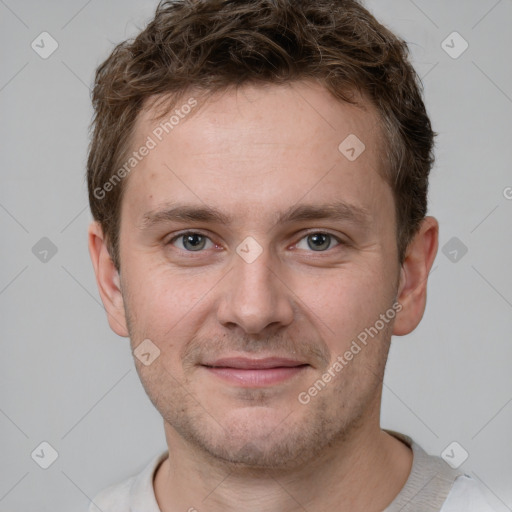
299, 262, 391, 344
123, 260, 218, 330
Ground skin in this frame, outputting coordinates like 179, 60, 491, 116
88, 80, 438, 512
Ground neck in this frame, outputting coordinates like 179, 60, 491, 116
154, 420, 413, 512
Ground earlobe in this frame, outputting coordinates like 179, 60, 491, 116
87, 221, 129, 337
392, 216, 439, 337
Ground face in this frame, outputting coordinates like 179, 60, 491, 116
109, 81, 405, 469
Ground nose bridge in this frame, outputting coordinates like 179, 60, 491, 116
217, 239, 294, 333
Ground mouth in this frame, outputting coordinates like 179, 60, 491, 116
201, 357, 310, 387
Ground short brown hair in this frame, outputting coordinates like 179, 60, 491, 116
87, 0, 436, 270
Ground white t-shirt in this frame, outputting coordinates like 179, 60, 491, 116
88, 430, 498, 512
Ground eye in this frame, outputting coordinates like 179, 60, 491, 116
295, 232, 343, 252
168, 231, 216, 252
167, 230, 346, 254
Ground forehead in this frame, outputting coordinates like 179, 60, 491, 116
121, 81, 391, 230
134, 81, 382, 154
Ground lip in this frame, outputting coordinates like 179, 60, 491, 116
201, 357, 309, 387
203, 357, 307, 369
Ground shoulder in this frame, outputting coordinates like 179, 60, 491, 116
88, 476, 134, 512
87, 451, 168, 512
441, 475, 499, 512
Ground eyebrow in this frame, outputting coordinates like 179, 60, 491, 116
139, 200, 371, 231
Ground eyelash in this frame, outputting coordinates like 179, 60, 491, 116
166, 230, 347, 255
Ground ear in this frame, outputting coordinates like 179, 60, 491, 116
393, 216, 439, 336
87, 221, 129, 337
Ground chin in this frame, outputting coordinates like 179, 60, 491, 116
196, 407, 312, 469
206, 434, 307, 470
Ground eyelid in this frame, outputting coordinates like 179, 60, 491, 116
298, 228, 347, 243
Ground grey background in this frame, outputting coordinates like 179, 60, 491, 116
1, 0, 511, 510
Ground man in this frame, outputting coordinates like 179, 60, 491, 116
86, 0, 497, 510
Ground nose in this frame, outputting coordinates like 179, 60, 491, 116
216, 243, 294, 335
